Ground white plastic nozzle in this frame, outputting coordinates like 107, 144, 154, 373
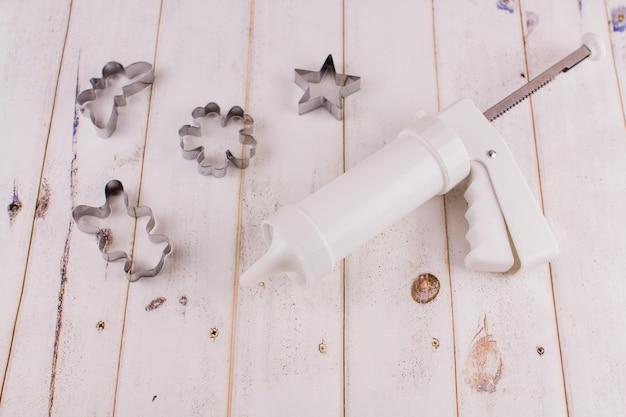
241, 113, 470, 286
240, 205, 334, 286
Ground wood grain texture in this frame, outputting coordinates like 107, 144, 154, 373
113, 0, 252, 415
434, 1, 567, 415
0, 0, 161, 414
230, 0, 345, 415
0, 0, 71, 392
523, 0, 626, 415
342, 1, 457, 416
0, 0, 625, 416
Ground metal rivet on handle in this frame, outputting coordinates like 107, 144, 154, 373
488, 150, 497, 158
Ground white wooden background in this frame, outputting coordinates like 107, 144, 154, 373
1, 0, 625, 416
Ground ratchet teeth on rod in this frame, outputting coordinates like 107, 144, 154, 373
483, 33, 605, 122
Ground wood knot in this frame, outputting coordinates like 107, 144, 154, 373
411, 273, 440, 303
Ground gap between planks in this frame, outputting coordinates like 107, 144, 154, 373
226, 0, 256, 415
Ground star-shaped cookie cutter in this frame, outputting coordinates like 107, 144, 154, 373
77, 61, 155, 138
72, 180, 172, 281
178, 102, 256, 178
294, 54, 361, 120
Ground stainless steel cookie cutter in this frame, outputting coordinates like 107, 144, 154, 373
178, 102, 256, 178
77, 61, 154, 138
295, 54, 361, 120
72, 179, 172, 281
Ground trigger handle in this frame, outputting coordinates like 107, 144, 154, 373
464, 161, 515, 272
438, 99, 558, 272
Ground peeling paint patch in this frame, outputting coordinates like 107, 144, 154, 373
7, 184, 22, 222
70, 64, 81, 201
97, 227, 113, 252
611, 6, 626, 32
36, 179, 52, 219
463, 316, 503, 393
525, 11, 539, 36
50, 61, 82, 414
49, 221, 72, 413
411, 273, 440, 303
497, 0, 515, 13
145, 297, 166, 312
73, 68, 81, 138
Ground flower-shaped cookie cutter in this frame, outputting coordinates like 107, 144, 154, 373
72, 180, 172, 281
77, 61, 155, 138
178, 102, 256, 177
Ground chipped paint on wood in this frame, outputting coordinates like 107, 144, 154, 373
35, 178, 52, 219
145, 297, 166, 312
612, 6, 626, 32
463, 316, 503, 393
49, 221, 73, 414
497, 0, 515, 13
7, 183, 23, 223
410, 273, 440, 303
96, 228, 113, 252
48, 69, 83, 413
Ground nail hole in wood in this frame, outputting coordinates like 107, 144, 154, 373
96, 321, 105, 331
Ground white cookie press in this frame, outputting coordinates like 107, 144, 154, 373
241, 33, 604, 286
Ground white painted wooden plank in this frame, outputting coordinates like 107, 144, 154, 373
231, 0, 345, 415
342, 1, 457, 416
0, 0, 161, 414
0, 0, 71, 390
434, 1, 568, 415
112, 0, 252, 415
521, 1, 626, 415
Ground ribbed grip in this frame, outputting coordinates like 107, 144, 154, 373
464, 162, 514, 272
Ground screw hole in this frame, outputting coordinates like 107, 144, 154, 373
96, 321, 105, 331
